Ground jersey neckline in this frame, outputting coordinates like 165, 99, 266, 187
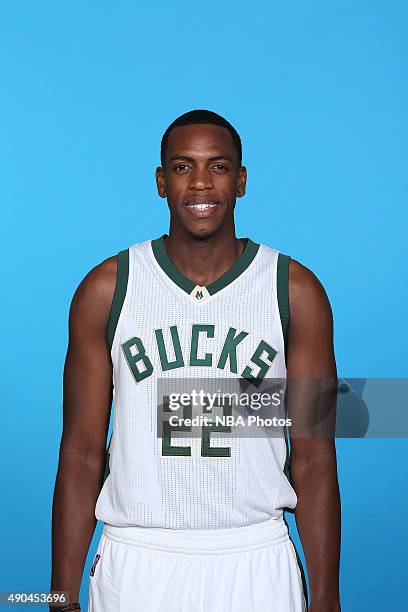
150, 234, 260, 297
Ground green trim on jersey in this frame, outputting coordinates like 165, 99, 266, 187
151, 235, 260, 296
277, 252, 291, 347
277, 252, 292, 493
103, 249, 129, 484
102, 441, 111, 484
106, 248, 129, 351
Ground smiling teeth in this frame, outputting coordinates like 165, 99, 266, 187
187, 204, 217, 210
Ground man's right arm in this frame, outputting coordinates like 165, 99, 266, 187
49, 255, 117, 606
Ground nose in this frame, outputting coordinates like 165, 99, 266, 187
190, 166, 213, 190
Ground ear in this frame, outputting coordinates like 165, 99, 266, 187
156, 166, 167, 198
236, 165, 247, 198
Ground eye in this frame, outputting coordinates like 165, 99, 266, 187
174, 164, 190, 172
212, 164, 227, 171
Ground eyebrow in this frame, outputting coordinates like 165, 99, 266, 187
167, 154, 234, 164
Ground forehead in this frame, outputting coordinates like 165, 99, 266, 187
166, 123, 236, 160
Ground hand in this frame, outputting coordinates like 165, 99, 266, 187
309, 603, 340, 612
48, 604, 81, 612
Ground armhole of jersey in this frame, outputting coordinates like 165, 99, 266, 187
277, 252, 291, 362
277, 252, 292, 487
106, 248, 130, 352
103, 248, 129, 477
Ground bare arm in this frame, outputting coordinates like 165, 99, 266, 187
49, 256, 117, 606
287, 260, 341, 612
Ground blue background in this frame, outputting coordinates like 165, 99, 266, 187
1, 1, 407, 610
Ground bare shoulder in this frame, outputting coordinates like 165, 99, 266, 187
69, 255, 118, 330
286, 259, 336, 377
288, 258, 333, 325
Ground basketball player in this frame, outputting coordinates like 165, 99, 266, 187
50, 110, 341, 612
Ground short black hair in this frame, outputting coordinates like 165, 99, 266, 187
160, 109, 242, 169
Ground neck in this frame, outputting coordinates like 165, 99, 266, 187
164, 225, 244, 287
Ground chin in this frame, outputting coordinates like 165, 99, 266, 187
185, 225, 219, 241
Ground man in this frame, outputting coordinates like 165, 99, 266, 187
50, 109, 341, 611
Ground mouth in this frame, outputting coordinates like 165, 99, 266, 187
184, 198, 219, 218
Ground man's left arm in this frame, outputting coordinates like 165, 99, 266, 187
286, 259, 341, 612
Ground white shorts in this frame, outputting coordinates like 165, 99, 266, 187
88, 517, 307, 612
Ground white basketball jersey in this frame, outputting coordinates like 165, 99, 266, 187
95, 235, 298, 529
